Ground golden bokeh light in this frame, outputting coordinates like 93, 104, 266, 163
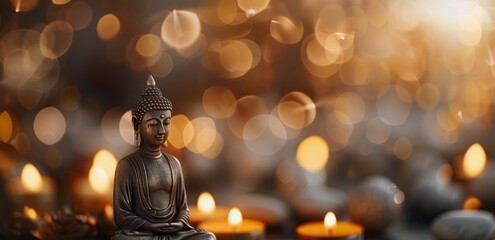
185, 117, 218, 155
436, 163, 453, 186
21, 163, 43, 192
339, 56, 368, 86
296, 135, 329, 173
393, 138, 413, 160
270, 15, 304, 45
334, 92, 365, 124
243, 114, 286, 155
463, 196, 482, 210
97, 14, 120, 40
198, 0, 239, 26
66, 1, 93, 30
168, 115, 193, 149
0, 111, 13, 143
198, 192, 216, 214
416, 82, 440, 110
40, 21, 74, 59
136, 34, 162, 57
463, 143, 486, 178
218, 40, 253, 78
365, 0, 388, 27
161, 10, 201, 50
202, 86, 236, 119
33, 107, 66, 145
236, 0, 270, 17
119, 111, 134, 145
228, 95, 268, 138
52, 0, 70, 5
105, 204, 114, 221
59, 85, 81, 111
365, 117, 391, 144
325, 112, 353, 151
277, 91, 316, 129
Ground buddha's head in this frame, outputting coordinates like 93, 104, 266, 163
131, 75, 173, 147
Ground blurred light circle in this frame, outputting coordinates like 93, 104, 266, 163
277, 91, 316, 129
458, 14, 481, 46
119, 111, 134, 145
219, 40, 253, 78
325, 112, 353, 151
243, 114, 287, 156
149, 51, 174, 78
270, 15, 304, 45
240, 39, 261, 70
296, 135, 329, 173
376, 87, 411, 126
228, 95, 268, 138
136, 34, 162, 57
0, 111, 13, 142
201, 130, 224, 159
185, 117, 216, 154
66, 1, 93, 30
416, 82, 440, 110
177, 34, 207, 59
59, 85, 81, 111
365, 117, 391, 145
11, 132, 31, 154
97, 14, 120, 40
33, 107, 66, 145
102, 108, 126, 146
366, 0, 388, 27
17, 80, 43, 109
301, 34, 342, 78
202, 86, 237, 118
339, 56, 368, 86
334, 92, 365, 124
198, 0, 239, 26
168, 115, 192, 149
52, 0, 70, 5
40, 21, 74, 59
315, 4, 346, 48
236, 0, 270, 16
394, 137, 412, 160
161, 10, 201, 50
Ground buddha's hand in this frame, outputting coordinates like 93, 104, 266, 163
143, 222, 181, 234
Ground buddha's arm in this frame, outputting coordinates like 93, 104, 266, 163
172, 156, 191, 228
113, 159, 147, 231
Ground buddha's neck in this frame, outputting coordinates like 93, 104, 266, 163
138, 145, 162, 159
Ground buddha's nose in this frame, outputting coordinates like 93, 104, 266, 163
158, 123, 165, 134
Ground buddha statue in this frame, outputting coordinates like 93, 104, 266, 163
112, 76, 216, 240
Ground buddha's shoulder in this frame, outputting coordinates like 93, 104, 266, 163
162, 152, 181, 165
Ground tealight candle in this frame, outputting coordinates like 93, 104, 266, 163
189, 192, 229, 226
7, 163, 56, 212
198, 207, 265, 240
296, 212, 364, 240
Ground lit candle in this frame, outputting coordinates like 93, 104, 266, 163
296, 211, 364, 240
73, 149, 116, 212
198, 207, 265, 240
455, 143, 486, 180
7, 163, 56, 212
189, 192, 229, 226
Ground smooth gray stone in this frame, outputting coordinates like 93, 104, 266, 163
431, 210, 495, 240
348, 175, 402, 231
289, 187, 348, 221
230, 193, 290, 227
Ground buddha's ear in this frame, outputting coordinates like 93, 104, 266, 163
132, 116, 139, 131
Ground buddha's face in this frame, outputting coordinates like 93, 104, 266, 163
139, 109, 171, 147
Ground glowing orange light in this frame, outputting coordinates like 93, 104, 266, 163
197, 192, 216, 214
463, 196, 481, 210
463, 143, 486, 178
21, 163, 43, 192
104, 204, 114, 221
89, 164, 110, 194
324, 212, 336, 231
228, 207, 242, 226
23, 205, 39, 220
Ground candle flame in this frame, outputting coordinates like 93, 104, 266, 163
228, 207, 242, 226
21, 163, 43, 192
89, 164, 110, 194
197, 192, 216, 214
93, 149, 117, 181
324, 212, 336, 230
23, 205, 39, 220
104, 204, 114, 221
15, 0, 22, 12
463, 143, 486, 178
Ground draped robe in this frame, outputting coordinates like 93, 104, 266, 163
113, 151, 214, 240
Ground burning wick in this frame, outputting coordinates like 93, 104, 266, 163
324, 211, 336, 234
228, 207, 242, 232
